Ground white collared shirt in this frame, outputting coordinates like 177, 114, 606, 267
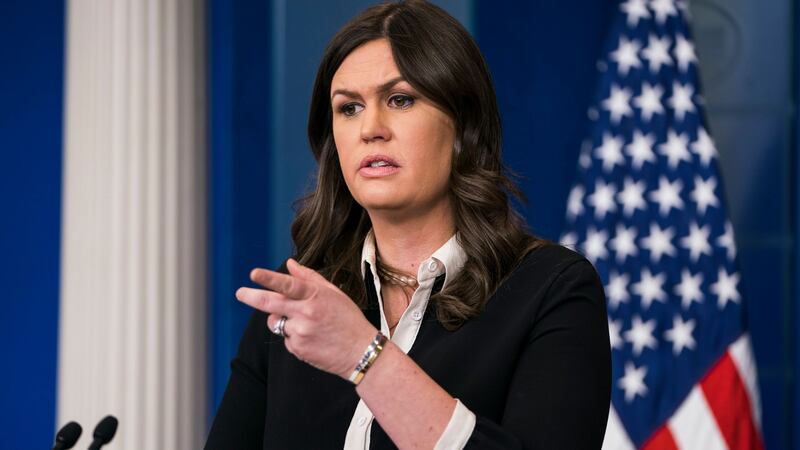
343, 230, 477, 449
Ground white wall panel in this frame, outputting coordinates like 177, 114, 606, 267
59, 0, 206, 447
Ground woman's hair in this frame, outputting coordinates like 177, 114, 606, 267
292, 0, 547, 330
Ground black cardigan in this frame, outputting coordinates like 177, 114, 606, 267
205, 244, 611, 449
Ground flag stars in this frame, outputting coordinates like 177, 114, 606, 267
620, 0, 651, 27
691, 175, 719, 215
681, 222, 712, 262
617, 177, 648, 217
595, 133, 626, 173
563, 7, 752, 414
632, 267, 667, 309
674, 34, 698, 72
659, 129, 692, 169
625, 131, 657, 170
718, 222, 737, 261
588, 180, 618, 219
634, 82, 665, 121
650, 0, 679, 24
675, 269, 704, 310
610, 36, 643, 76
607, 271, 631, 309
649, 176, 684, 216
584, 227, 610, 264
641, 34, 672, 73
610, 224, 639, 263
668, 82, 697, 121
712, 268, 741, 309
641, 222, 676, 263
619, 361, 648, 403
691, 128, 718, 167
602, 84, 634, 124
624, 315, 658, 356
664, 315, 697, 355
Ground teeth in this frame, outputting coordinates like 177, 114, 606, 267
370, 161, 390, 168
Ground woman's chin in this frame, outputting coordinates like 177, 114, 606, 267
352, 186, 408, 210
359, 198, 407, 213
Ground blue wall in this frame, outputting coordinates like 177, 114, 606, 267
474, 0, 616, 239
0, 1, 64, 448
208, 0, 274, 420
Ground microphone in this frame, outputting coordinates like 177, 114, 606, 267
52, 421, 82, 450
87, 415, 118, 450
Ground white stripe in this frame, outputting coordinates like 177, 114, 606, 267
602, 406, 635, 450
729, 334, 763, 432
668, 386, 727, 450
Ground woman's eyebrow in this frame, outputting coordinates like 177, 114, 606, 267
330, 76, 407, 102
375, 76, 406, 95
330, 88, 362, 102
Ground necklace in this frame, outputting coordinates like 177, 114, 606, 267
375, 256, 419, 288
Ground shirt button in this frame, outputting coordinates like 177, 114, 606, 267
427, 260, 439, 272
357, 416, 367, 426
412, 310, 423, 321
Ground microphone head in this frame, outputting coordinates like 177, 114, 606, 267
55, 421, 82, 449
93, 415, 118, 444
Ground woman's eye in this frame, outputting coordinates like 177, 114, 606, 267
388, 94, 414, 109
339, 103, 364, 117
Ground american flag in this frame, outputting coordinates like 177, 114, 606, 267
560, 1, 765, 448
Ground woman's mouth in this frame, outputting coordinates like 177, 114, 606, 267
359, 155, 400, 177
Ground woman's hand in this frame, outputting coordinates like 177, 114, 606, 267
235, 258, 378, 379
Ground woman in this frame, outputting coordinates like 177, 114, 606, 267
206, 1, 610, 449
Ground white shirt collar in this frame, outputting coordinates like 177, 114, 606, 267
360, 229, 467, 288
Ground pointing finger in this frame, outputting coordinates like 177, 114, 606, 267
236, 287, 299, 316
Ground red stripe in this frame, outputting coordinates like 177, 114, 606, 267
700, 352, 764, 450
642, 425, 679, 450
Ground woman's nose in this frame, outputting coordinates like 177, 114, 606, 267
360, 105, 391, 142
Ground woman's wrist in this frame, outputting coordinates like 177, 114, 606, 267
348, 331, 389, 385
337, 325, 381, 380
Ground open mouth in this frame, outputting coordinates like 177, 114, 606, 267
360, 155, 400, 169
359, 155, 400, 177
368, 160, 393, 168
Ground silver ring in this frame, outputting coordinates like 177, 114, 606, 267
273, 316, 288, 337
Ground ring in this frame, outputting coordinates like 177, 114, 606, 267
272, 316, 288, 337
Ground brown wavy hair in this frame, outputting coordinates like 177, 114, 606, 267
291, 0, 547, 330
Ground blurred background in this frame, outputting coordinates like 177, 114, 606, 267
0, 0, 795, 448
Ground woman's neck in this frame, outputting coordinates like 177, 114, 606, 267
369, 205, 456, 276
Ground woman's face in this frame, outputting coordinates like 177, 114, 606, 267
330, 39, 456, 220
